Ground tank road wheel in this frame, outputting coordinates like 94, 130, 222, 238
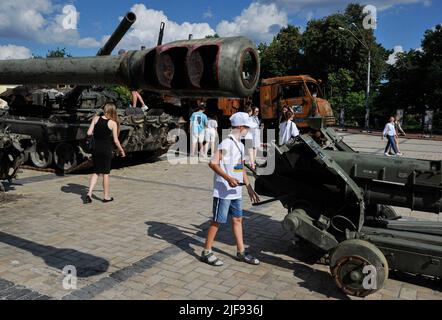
29, 143, 53, 169
330, 239, 389, 297
54, 143, 78, 171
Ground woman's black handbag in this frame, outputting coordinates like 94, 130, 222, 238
84, 136, 95, 153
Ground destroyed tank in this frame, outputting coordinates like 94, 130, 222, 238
0, 13, 260, 171
0, 85, 181, 171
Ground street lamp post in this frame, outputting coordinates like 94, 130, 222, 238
339, 26, 371, 132
365, 50, 371, 131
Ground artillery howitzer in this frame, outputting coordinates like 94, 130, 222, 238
0, 131, 34, 191
0, 12, 260, 171
253, 126, 442, 297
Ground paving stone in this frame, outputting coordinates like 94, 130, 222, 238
0, 135, 441, 300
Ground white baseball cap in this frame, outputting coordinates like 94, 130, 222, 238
230, 112, 258, 129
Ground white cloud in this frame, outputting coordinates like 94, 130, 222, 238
114, 2, 288, 50
216, 2, 288, 44
260, 0, 431, 16
114, 4, 215, 50
0, 45, 32, 60
0, 0, 100, 48
387, 45, 404, 64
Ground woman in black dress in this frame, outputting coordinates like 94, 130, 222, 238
85, 103, 125, 204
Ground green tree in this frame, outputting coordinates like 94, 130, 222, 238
258, 25, 303, 78
328, 68, 365, 123
46, 47, 72, 58
257, 3, 389, 122
110, 86, 132, 106
421, 25, 442, 109
374, 24, 442, 131
302, 4, 388, 93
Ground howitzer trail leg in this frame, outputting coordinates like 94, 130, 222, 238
300, 134, 365, 231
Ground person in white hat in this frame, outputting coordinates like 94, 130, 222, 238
201, 112, 261, 266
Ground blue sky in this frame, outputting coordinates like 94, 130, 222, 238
0, 0, 440, 59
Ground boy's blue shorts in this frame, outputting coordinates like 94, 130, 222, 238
212, 198, 243, 224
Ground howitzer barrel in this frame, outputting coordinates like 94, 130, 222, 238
97, 12, 137, 56
261, 139, 442, 215
0, 37, 259, 98
328, 151, 442, 213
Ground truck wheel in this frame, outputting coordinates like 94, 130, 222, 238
330, 239, 389, 297
29, 143, 53, 169
54, 143, 78, 171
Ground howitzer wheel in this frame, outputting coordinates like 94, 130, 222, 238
330, 239, 389, 297
54, 143, 78, 171
29, 143, 53, 169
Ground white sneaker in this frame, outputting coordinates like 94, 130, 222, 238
396, 153, 404, 156
384, 152, 391, 156
141, 105, 149, 112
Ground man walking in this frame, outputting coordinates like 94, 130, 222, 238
383, 117, 403, 156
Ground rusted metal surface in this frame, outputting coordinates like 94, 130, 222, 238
0, 37, 260, 98
259, 75, 336, 128
217, 98, 242, 116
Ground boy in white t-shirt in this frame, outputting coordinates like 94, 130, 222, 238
201, 112, 261, 266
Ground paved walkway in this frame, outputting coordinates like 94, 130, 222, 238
0, 132, 441, 300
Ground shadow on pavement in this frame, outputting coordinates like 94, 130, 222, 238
0, 231, 109, 277
60, 183, 102, 202
145, 221, 236, 261
145, 208, 350, 300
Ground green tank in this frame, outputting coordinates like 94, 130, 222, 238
0, 12, 260, 172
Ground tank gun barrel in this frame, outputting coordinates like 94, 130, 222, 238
0, 37, 260, 98
97, 12, 137, 56
157, 22, 165, 46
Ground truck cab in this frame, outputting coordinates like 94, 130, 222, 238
259, 75, 335, 130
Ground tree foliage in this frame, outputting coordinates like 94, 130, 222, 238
258, 25, 303, 78
46, 47, 72, 58
328, 68, 366, 123
375, 24, 442, 129
257, 3, 389, 121
111, 86, 132, 106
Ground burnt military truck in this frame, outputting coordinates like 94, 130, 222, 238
0, 13, 260, 172
252, 123, 442, 297
259, 75, 335, 130
202, 75, 336, 135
